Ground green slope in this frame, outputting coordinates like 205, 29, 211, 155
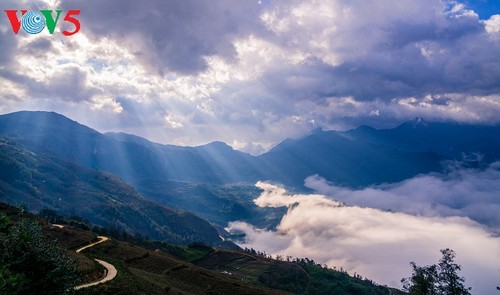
0, 138, 222, 245
1, 203, 401, 295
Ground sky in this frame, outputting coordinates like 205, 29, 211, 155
1, 1, 499, 293
0, 0, 499, 154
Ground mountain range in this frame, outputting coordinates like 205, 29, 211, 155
0, 138, 223, 245
1, 110, 499, 242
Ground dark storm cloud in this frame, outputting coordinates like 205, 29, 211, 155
237, 0, 500, 125
1, 0, 500, 149
0, 0, 27, 66
0, 66, 98, 102
37, 66, 99, 102
62, 0, 266, 75
19, 37, 57, 59
0, 30, 18, 66
261, 12, 499, 102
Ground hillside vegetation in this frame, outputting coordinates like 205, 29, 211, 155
0, 203, 399, 294
2, 111, 499, 230
0, 138, 222, 245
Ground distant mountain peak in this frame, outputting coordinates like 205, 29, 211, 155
396, 117, 430, 130
0, 110, 100, 135
197, 141, 234, 151
411, 117, 429, 128
310, 127, 324, 134
8, 110, 70, 120
353, 125, 376, 132
5, 110, 68, 121
106, 132, 155, 145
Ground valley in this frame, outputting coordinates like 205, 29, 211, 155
1, 111, 499, 294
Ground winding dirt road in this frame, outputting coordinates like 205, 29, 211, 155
74, 235, 118, 290
75, 236, 109, 253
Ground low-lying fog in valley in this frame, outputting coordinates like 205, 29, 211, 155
229, 163, 500, 294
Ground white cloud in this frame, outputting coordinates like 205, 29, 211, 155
1, 0, 500, 151
164, 114, 184, 129
305, 162, 500, 233
229, 180, 500, 294
484, 14, 500, 34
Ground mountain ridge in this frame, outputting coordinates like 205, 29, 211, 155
3, 110, 500, 188
0, 137, 225, 245
2, 110, 500, 229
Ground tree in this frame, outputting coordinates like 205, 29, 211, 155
39, 209, 64, 224
402, 248, 471, 295
436, 249, 470, 295
0, 214, 79, 294
0, 213, 27, 293
401, 262, 438, 295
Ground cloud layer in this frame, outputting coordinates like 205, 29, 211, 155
305, 162, 500, 233
1, 0, 500, 152
229, 178, 500, 294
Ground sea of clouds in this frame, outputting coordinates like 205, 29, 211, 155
228, 163, 500, 294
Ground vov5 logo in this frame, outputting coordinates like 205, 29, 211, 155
4, 9, 81, 36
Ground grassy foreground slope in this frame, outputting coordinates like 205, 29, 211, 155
0, 203, 401, 294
